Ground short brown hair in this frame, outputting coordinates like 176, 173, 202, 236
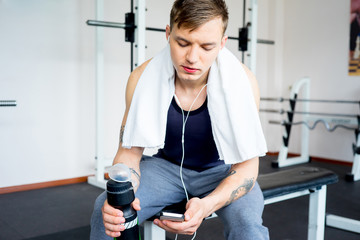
170, 0, 228, 34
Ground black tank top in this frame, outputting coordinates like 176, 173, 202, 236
154, 97, 223, 171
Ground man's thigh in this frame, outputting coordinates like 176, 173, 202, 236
136, 156, 187, 223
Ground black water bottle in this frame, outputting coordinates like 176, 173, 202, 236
107, 164, 140, 240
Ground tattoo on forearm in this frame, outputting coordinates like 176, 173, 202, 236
130, 168, 141, 182
119, 125, 125, 143
224, 177, 255, 206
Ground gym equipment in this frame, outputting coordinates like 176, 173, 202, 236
261, 78, 360, 182
268, 116, 360, 234
86, 0, 146, 190
143, 166, 338, 240
269, 119, 359, 132
261, 78, 360, 235
86, 0, 275, 71
86, 0, 274, 190
0, 100, 16, 107
261, 109, 359, 119
326, 214, 360, 234
261, 97, 360, 104
264, 77, 312, 168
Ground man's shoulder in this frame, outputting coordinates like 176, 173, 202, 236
129, 58, 152, 82
125, 58, 153, 99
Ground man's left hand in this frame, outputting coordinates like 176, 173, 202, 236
153, 197, 208, 235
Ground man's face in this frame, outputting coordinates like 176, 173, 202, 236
166, 17, 227, 84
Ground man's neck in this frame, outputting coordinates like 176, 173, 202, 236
175, 72, 209, 94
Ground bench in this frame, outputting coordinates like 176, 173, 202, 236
143, 166, 338, 240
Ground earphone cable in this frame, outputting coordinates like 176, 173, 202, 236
173, 84, 207, 240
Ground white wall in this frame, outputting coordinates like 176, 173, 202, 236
277, 0, 360, 162
0, 0, 357, 188
0, 1, 97, 188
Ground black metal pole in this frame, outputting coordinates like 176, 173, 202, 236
241, 0, 246, 63
145, 27, 166, 32
86, 20, 132, 29
130, 0, 134, 72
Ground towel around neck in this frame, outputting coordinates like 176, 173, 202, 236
122, 45, 267, 164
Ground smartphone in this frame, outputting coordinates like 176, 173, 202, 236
159, 211, 185, 222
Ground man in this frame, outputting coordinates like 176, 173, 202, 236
90, 0, 269, 239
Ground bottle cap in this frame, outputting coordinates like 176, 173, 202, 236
108, 163, 131, 182
108, 163, 137, 187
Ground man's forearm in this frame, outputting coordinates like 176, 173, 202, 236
113, 148, 143, 192
201, 157, 259, 217
224, 175, 255, 206
113, 125, 144, 191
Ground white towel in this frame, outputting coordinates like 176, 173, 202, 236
122, 45, 267, 164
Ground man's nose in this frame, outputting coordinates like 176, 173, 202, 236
186, 46, 199, 64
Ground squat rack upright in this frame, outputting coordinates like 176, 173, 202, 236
87, 0, 271, 189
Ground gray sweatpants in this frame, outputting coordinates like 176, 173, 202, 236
90, 156, 269, 240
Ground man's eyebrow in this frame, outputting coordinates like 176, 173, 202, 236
175, 36, 217, 46
202, 42, 217, 46
174, 36, 190, 43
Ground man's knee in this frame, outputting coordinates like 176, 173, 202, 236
90, 191, 115, 240
218, 203, 268, 240
90, 191, 106, 232
216, 184, 269, 239
94, 191, 107, 212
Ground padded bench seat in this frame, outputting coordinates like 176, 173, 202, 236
259, 166, 338, 203
143, 166, 338, 240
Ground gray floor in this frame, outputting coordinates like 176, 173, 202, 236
0, 156, 359, 240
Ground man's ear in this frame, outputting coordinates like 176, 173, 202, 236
220, 35, 228, 50
166, 25, 171, 41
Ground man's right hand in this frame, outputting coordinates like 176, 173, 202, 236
102, 198, 141, 238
